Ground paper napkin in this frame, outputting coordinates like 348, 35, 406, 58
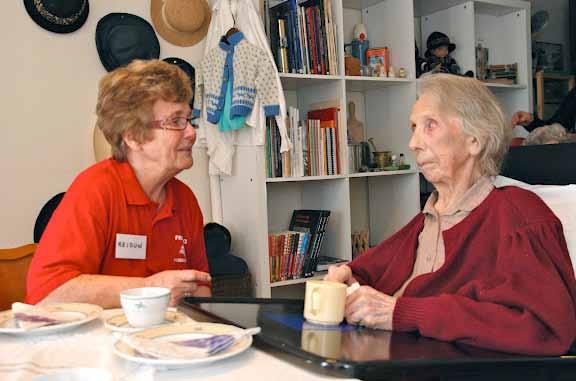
11, 302, 79, 330
122, 327, 261, 360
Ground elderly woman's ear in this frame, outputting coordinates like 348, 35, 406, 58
466, 135, 482, 157
122, 131, 141, 152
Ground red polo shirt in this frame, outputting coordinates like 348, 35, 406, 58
26, 159, 209, 304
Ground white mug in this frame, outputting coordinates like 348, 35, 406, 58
301, 323, 342, 358
303, 280, 346, 326
120, 287, 170, 328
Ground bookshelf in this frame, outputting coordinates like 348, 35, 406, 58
218, 0, 531, 298
415, 0, 532, 119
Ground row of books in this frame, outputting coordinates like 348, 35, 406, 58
484, 63, 518, 84
268, 209, 331, 282
268, 0, 338, 75
265, 106, 341, 178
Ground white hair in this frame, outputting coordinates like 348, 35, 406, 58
417, 74, 511, 176
523, 123, 567, 146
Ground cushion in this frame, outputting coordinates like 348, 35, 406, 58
494, 176, 576, 276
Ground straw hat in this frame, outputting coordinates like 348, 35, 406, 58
151, 0, 211, 47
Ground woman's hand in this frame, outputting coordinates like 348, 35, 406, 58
345, 285, 397, 330
324, 264, 356, 285
145, 269, 211, 306
511, 111, 533, 127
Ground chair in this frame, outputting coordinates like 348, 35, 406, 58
0, 192, 64, 311
0, 244, 36, 311
204, 223, 252, 297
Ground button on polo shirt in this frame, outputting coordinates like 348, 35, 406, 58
26, 159, 208, 304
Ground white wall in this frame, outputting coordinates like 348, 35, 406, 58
0, 1, 213, 247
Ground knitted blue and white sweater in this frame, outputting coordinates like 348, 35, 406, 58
193, 32, 280, 124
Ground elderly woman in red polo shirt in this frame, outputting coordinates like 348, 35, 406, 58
326, 74, 576, 355
26, 60, 211, 307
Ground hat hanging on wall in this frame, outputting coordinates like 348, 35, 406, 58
151, 0, 211, 47
23, 0, 89, 34
163, 57, 196, 105
93, 125, 111, 162
96, 13, 160, 72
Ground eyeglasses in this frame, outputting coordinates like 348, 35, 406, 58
149, 116, 199, 131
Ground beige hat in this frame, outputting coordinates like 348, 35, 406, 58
93, 125, 111, 162
151, 0, 211, 47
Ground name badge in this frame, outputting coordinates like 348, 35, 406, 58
115, 234, 147, 260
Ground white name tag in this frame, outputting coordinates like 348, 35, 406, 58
115, 234, 147, 260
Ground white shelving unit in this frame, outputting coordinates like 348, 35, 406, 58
219, 0, 531, 298
415, 0, 532, 116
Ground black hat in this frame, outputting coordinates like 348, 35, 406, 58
426, 31, 456, 53
163, 57, 196, 105
24, 0, 89, 34
95, 13, 160, 72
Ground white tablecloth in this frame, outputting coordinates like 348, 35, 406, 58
0, 310, 358, 381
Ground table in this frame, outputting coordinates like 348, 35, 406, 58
0, 309, 358, 381
182, 298, 576, 381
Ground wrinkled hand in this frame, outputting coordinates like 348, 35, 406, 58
145, 270, 211, 306
324, 265, 356, 285
345, 285, 396, 331
511, 111, 533, 127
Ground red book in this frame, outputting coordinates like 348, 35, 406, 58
307, 107, 340, 174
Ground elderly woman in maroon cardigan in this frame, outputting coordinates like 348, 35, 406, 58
326, 73, 576, 355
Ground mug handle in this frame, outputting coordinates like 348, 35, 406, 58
311, 288, 320, 316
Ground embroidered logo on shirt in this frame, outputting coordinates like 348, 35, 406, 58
174, 235, 188, 263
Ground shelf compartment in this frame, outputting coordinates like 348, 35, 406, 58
280, 73, 342, 91
345, 76, 413, 92
271, 271, 327, 287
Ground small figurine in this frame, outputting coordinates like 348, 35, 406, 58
351, 23, 369, 67
398, 67, 407, 78
388, 65, 396, 78
421, 32, 473, 77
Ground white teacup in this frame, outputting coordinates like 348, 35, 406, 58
303, 280, 347, 326
120, 287, 170, 328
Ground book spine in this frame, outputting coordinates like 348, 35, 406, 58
277, 19, 289, 73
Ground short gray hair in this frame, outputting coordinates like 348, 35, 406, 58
417, 74, 511, 176
523, 123, 567, 145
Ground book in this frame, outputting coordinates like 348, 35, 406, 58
315, 255, 348, 271
289, 209, 331, 277
307, 107, 340, 174
277, 19, 289, 73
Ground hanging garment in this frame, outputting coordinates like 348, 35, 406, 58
194, 32, 280, 124
197, 0, 290, 175
219, 80, 247, 132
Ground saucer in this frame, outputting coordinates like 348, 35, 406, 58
104, 308, 193, 333
0, 303, 102, 335
113, 322, 252, 367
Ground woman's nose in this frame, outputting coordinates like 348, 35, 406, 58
183, 123, 197, 141
408, 128, 421, 151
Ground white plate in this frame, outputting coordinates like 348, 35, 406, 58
104, 308, 193, 333
114, 322, 252, 367
0, 303, 102, 335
